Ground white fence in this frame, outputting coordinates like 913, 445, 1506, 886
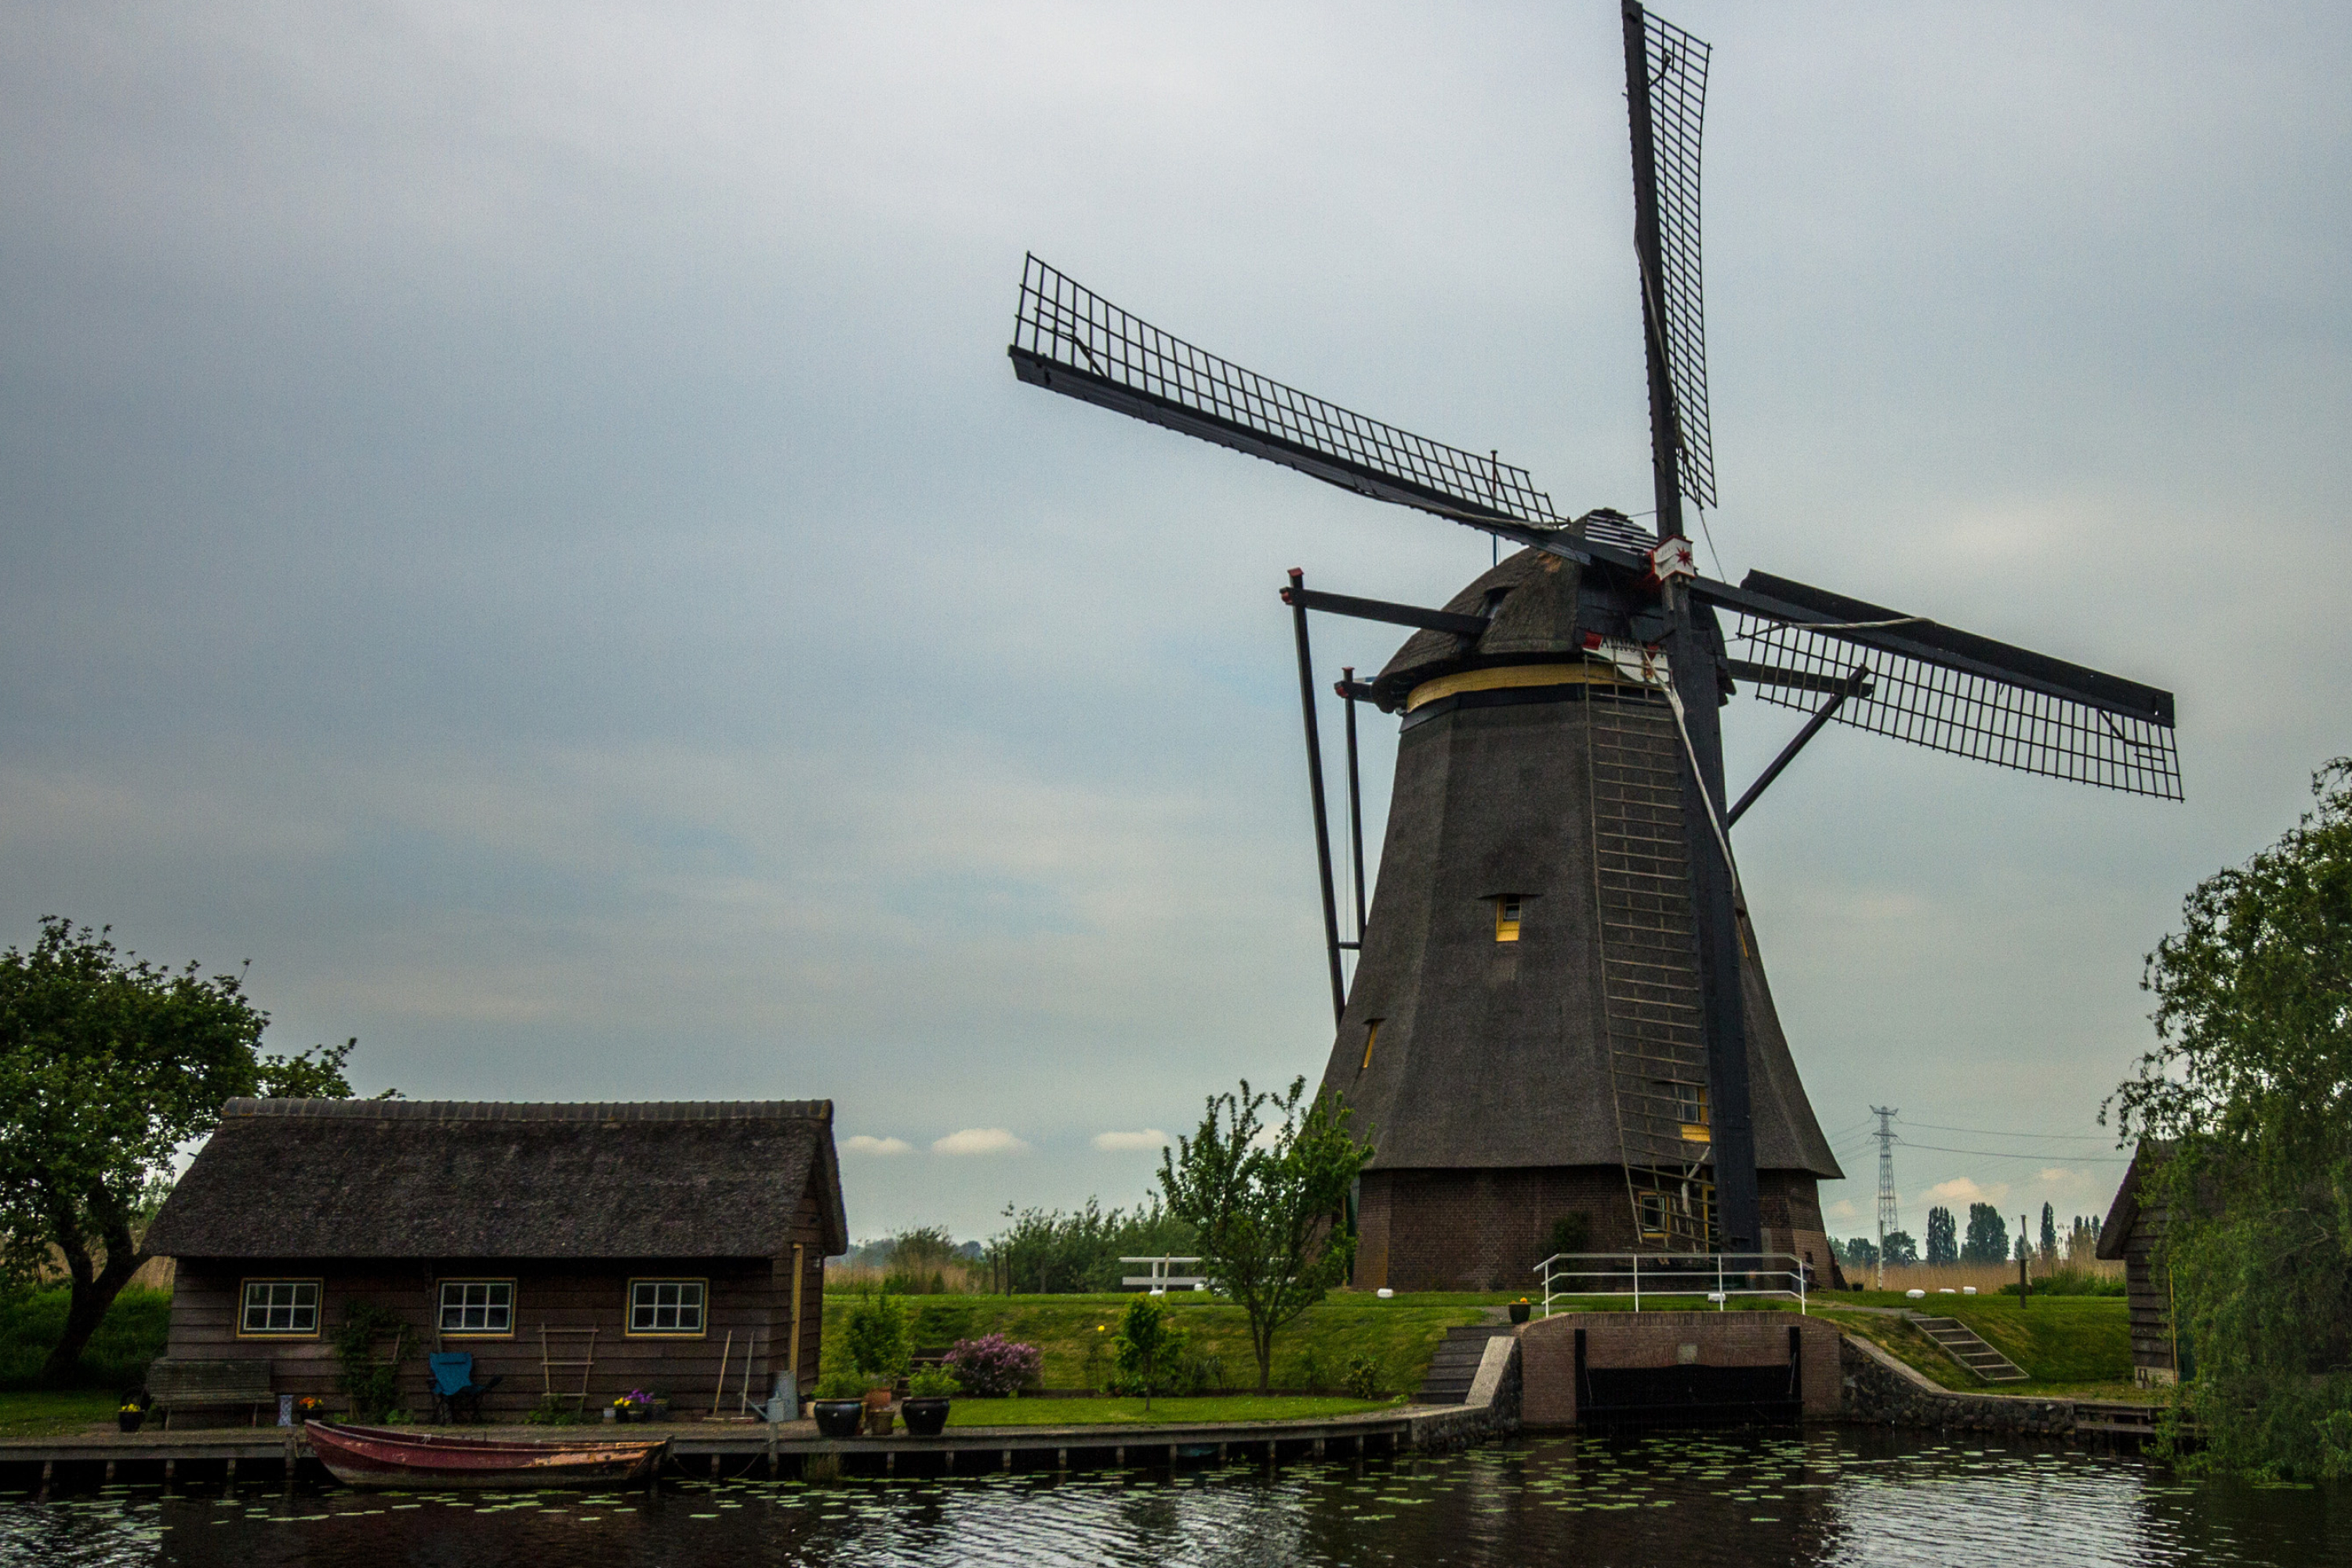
1535, 1252, 1809, 1316
1119, 1255, 1210, 1294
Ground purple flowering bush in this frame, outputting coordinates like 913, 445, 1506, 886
945, 1334, 1043, 1397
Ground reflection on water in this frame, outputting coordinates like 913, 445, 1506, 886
1, 1428, 2342, 1567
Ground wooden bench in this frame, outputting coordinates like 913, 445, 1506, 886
146, 1359, 275, 1429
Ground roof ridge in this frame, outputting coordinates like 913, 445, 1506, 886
220, 1098, 834, 1123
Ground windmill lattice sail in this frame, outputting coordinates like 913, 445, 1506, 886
1632, 5, 1717, 510
1009, 256, 1556, 530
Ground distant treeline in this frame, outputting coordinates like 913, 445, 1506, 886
835, 1199, 1199, 1297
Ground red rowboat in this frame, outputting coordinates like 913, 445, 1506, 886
304, 1421, 668, 1490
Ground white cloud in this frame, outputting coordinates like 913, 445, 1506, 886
1826, 1199, 1859, 1221
1923, 1177, 2009, 1207
1091, 1128, 1171, 1152
841, 1134, 913, 1156
932, 1127, 1030, 1156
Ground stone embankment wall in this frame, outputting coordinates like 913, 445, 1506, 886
1839, 1334, 2075, 1435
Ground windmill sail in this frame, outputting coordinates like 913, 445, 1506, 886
1009, 256, 1557, 532
1709, 572, 2182, 800
1629, 5, 1717, 511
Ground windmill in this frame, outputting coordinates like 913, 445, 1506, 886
1006, 2, 2179, 1284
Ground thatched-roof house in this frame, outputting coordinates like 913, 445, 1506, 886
143, 1098, 844, 1421
2096, 1141, 2179, 1385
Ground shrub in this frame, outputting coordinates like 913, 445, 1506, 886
1111, 1295, 1185, 1410
1343, 1354, 1382, 1399
1293, 1346, 1330, 1391
907, 1364, 960, 1399
945, 1332, 1042, 1397
331, 1301, 414, 1422
523, 1394, 583, 1425
844, 1294, 910, 1385
815, 1369, 863, 1400
1544, 1214, 1592, 1260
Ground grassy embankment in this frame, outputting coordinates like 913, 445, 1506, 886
817, 1291, 1494, 1399
1813, 1290, 2140, 1399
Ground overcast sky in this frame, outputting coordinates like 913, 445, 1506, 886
5, 2, 2347, 1250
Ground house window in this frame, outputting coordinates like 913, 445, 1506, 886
1494, 896, 1523, 942
239, 1279, 321, 1337
438, 1279, 515, 1336
628, 1279, 707, 1336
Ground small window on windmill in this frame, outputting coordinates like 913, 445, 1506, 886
1661, 1081, 1708, 1141
1359, 1019, 1383, 1074
1638, 1191, 1669, 1239
1494, 896, 1523, 942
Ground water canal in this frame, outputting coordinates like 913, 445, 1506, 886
1, 1428, 2339, 1566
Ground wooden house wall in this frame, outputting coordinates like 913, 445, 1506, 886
2122, 1196, 2175, 1377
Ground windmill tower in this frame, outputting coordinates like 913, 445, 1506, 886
1006, 3, 2180, 1288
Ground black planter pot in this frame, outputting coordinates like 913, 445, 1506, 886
900, 1398, 950, 1437
812, 1399, 864, 1439
117, 1413, 143, 1435
1508, 1303, 1532, 1324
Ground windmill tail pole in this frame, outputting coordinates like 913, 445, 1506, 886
1342, 666, 1367, 943
1283, 569, 1348, 1028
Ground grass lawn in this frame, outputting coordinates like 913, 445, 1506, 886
942, 1395, 1392, 1428
0, 1390, 122, 1439
1816, 1292, 2137, 1397
820, 1294, 1491, 1397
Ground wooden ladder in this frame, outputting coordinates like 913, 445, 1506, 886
1585, 684, 1714, 1252
540, 1326, 600, 1410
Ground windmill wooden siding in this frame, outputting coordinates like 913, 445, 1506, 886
1321, 548, 1843, 1292
142, 1099, 844, 1421
2096, 1143, 2178, 1385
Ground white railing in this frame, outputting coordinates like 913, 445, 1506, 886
1119, 1255, 1210, 1294
1534, 1252, 1809, 1316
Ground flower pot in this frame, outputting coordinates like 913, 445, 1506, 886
118, 1412, 144, 1435
1508, 1302, 1532, 1324
900, 1397, 949, 1437
812, 1399, 863, 1439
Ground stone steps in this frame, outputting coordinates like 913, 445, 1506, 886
1415, 1325, 1516, 1405
1907, 1314, 2029, 1383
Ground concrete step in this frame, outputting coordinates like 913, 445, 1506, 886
1907, 1315, 2030, 1383
1414, 1325, 1516, 1405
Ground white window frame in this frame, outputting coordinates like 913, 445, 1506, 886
437, 1279, 516, 1338
626, 1277, 708, 1338
238, 1278, 322, 1338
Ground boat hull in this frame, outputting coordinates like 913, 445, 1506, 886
305, 1422, 668, 1490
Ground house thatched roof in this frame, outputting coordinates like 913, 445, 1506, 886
144, 1099, 846, 1261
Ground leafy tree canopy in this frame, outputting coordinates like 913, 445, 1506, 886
1881, 1229, 1918, 1267
1160, 1076, 1372, 1393
2111, 760, 2352, 1479
1961, 1203, 2009, 1266
1925, 1206, 1958, 1266
0, 918, 372, 1382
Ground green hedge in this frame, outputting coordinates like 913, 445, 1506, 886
0, 1287, 172, 1391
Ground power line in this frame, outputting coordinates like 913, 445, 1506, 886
1899, 1119, 2115, 1142
1894, 1140, 2129, 1164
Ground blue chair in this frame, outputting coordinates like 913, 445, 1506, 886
428, 1352, 504, 1424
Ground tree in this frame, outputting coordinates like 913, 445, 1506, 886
1160, 1076, 1372, 1393
1839, 1236, 1878, 1269
2040, 1203, 2059, 1266
1112, 1294, 1183, 1411
1882, 1230, 1918, 1266
1961, 1203, 2009, 1265
2111, 760, 2352, 1479
0, 919, 370, 1384
1925, 1206, 1958, 1265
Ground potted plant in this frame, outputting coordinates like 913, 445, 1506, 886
292, 1396, 327, 1425
811, 1370, 864, 1439
1508, 1297, 1533, 1324
900, 1365, 957, 1436
844, 1294, 909, 1436
116, 1397, 145, 1435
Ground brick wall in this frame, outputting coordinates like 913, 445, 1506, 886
1519, 1310, 1842, 1426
